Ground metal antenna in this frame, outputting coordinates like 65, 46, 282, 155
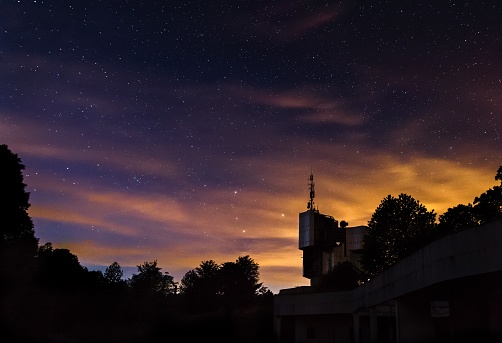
307, 170, 315, 210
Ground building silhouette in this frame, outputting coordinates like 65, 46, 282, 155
299, 173, 366, 286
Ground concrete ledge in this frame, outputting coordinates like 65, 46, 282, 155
356, 219, 502, 309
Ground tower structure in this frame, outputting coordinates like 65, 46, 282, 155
299, 173, 346, 286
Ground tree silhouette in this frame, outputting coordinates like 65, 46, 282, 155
437, 203, 479, 236
180, 256, 267, 314
496, 166, 502, 183
473, 166, 502, 224
435, 166, 502, 237
235, 255, 261, 287
180, 260, 221, 313
104, 261, 124, 284
0, 144, 38, 263
130, 260, 177, 296
36, 244, 89, 289
195, 259, 220, 279
361, 193, 437, 276
179, 269, 198, 293
218, 255, 263, 311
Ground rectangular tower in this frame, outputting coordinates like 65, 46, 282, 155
299, 173, 346, 284
299, 209, 345, 280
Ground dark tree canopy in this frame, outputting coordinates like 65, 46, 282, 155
473, 181, 502, 225
179, 269, 198, 293
35, 243, 96, 290
104, 261, 124, 284
496, 166, 502, 183
130, 260, 177, 296
437, 203, 479, 235
361, 193, 436, 276
234, 255, 261, 286
436, 165, 502, 237
478, 165, 502, 220
218, 255, 263, 309
180, 255, 267, 314
0, 144, 38, 258
195, 259, 220, 279
179, 259, 221, 313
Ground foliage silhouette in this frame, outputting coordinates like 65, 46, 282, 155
180, 259, 221, 313
361, 193, 437, 276
438, 165, 502, 236
0, 144, 38, 269
104, 261, 124, 284
36, 243, 86, 286
437, 203, 479, 236
218, 255, 264, 311
473, 180, 502, 225
130, 260, 177, 296
180, 255, 271, 315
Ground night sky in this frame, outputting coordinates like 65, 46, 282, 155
1, 1, 501, 293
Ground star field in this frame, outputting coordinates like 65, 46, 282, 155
1, 1, 501, 293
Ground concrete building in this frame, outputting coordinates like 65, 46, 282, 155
299, 173, 367, 287
274, 175, 502, 343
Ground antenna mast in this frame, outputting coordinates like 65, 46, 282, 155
307, 171, 315, 210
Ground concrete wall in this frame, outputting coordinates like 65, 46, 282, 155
353, 220, 502, 309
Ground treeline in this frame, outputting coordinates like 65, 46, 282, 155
0, 144, 274, 343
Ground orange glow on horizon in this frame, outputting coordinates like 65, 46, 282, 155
24, 141, 499, 293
